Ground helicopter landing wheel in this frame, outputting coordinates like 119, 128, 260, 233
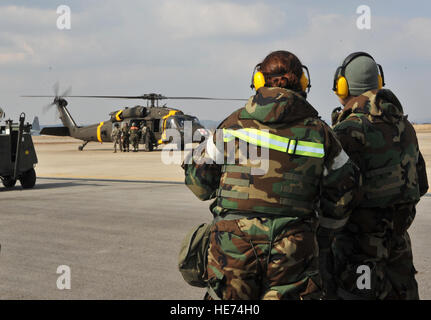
78, 141, 89, 151
20, 168, 36, 189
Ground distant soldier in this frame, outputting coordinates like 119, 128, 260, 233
330, 52, 429, 300
141, 123, 148, 150
130, 122, 140, 152
141, 123, 154, 152
111, 123, 122, 153
121, 122, 130, 152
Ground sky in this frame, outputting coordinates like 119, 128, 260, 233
0, 0, 430, 126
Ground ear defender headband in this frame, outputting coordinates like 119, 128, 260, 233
250, 63, 311, 93
333, 51, 385, 99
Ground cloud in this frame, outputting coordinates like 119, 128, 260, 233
157, 0, 285, 39
0, 35, 35, 63
275, 12, 431, 64
0, 1, 430, 124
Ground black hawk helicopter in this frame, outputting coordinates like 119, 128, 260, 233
23, 85, 246, 151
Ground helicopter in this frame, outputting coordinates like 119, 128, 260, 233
23, 85, 246, 151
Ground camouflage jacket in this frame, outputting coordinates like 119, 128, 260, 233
183, 87, 361, 230
332, 89, 428, 208
121, 127, 130, 138
130, 126, 139, 136
111, 127, 121, 140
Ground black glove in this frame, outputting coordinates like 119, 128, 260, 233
331, 106, 342, 126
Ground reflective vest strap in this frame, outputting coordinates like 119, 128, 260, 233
223, 130, 235, 142
217, 189, 249, 200
222, 128, 325, 158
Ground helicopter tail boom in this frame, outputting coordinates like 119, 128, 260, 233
40, 126, 70, 136
57, 103, 78, 131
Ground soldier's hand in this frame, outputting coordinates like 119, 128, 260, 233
331, 106, 342, 126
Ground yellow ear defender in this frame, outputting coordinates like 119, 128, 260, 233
333, 52, 385, 99
300, 66, 310, 92
377, 74, 383, 90
253, 71, 266, 91
334, 75, 349, 99
251, 64, 311, 93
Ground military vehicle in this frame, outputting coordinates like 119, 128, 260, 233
24, 86, 245, 151
30, 116, 41, 135
0, 112, 38, 189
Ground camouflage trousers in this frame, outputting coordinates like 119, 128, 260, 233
332, 203, 419, 300
130, 134, 139, 151
206, 216, 321, 300
113, 138, 122, 152
122, 137, 129, 152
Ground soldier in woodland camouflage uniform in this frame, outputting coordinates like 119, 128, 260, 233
330, 52, 428, 300
182, 51, 361, 300
130, 122, 140, 152
111, 123, 122, 153
121, 122, 130, 152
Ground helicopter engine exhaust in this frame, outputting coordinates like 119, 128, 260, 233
110, 106, 147, 122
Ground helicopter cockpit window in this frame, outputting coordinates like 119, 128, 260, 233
175, 117, 185, 128
166, 118, 177, 129
191, 117, 202, 126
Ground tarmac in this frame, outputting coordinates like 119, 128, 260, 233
0, 134, 430, 299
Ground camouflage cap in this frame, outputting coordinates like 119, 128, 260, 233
344, 55, 379, 96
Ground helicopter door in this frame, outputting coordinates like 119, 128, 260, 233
153, 119, 160, 132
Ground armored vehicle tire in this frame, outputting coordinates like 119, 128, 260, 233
20, 168, 36, 189
2, 176, 17, 188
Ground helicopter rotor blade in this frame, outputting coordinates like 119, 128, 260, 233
53, 81, 60, 97
61, 86, 72, 98
51, 95, 247, 101
21, 95, 59, 98
166, 96, 247, 101
21, 92, 248, 102
62, 95, 147, 99
42, 102, 55, 115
